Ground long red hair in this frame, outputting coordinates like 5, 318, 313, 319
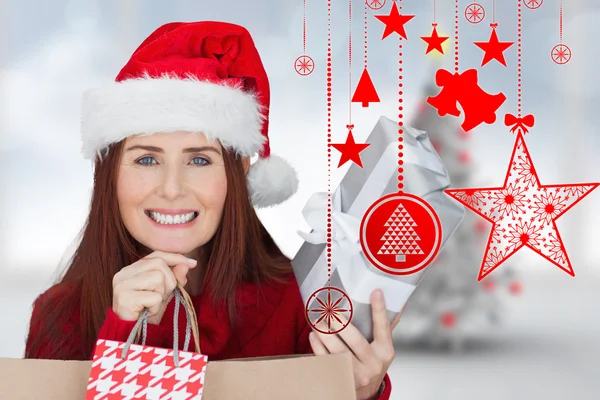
25, 140, 292, 360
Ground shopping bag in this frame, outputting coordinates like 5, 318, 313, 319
86, 283, 209, 399
0, 352, 355, 400
0, 285, 356, 399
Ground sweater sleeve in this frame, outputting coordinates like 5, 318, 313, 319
377, 374, 392, 400
97, 308, 170, 348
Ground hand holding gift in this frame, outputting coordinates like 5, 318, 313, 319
309, 289, 403, 400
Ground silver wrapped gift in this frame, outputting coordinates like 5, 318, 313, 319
292, 116, 465, 341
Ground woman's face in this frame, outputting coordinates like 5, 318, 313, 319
117, 131, 228, 256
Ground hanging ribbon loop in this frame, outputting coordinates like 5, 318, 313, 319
504, 113, 535, 134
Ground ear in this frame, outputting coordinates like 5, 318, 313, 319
242, 156, 250, 174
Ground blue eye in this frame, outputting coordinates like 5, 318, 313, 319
136, 156, 156, 165
191, 156, 209, 166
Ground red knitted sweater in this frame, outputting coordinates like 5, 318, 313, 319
25, 272, 391, 399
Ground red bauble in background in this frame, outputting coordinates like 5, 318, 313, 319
475, 219, 488, 233
509, 281, 523, 295
482, 279, 496, 292
458, 150, 471, 164
440, 312, 456, 327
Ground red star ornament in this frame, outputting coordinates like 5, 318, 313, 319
474, 27, 514, 66
375, 2, 415, 40
421, 25, 449, 54
331, 128, 370, 168
445, 132, 599, 280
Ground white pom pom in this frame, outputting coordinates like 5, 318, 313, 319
246, 154, 299, 208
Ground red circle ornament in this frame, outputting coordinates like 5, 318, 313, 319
482, 279, 496, 292
305, 286, 353, 334
366, 0, 386, 11
464, 3, 485, 24
475, 219, 488, 233
294, 55, 315, 76
417, 100, 430, 115
458, 150, 471, 164
551, 44, 571, 65
360, 193, 442, 276
523, 0, 543, 10
440, 312, 456, 327
430, 139, 442, 154
509, 281, 523, 295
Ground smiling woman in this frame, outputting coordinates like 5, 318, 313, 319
23, 20, 395, 400
117, 133, 229, 258
25, 125, 295, 356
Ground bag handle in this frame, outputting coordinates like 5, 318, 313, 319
121, 283, 201, 367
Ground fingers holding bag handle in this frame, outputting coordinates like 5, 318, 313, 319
122, 283, 201, 367
112, 252, 197, 325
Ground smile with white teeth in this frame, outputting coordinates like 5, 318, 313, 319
147, 211, 198, 225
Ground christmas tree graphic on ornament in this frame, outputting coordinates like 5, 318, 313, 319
361, 193, 442, 276
377, 203, 425, 262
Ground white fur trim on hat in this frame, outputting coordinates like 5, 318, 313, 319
247, 154, 299, 208
80, 75, 266, 159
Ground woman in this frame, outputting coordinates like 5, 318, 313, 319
24, 21, 398, 399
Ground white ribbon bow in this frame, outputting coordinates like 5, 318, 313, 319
297, 190, 362, 267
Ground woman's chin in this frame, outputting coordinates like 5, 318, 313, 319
146, 241, 201, 257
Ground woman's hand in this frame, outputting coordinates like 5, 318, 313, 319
112, 251, 197, 324
308, 289, 402, 400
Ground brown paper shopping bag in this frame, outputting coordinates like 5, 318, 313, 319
0, 353, 355, 400
202, 353, 356, 399
0, 358, 91, 399
0, 284, 356, 399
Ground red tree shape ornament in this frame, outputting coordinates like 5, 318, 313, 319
427, 68, 506, 132
378, 203, 425, 262
352, 67, 380, 107
445, 132, 599, 280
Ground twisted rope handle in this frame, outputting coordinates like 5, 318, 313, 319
121, 283, 201, 367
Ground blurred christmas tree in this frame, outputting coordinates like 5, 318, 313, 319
395, 62, 523, 351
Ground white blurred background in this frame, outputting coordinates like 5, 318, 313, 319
1, 0, 599, 398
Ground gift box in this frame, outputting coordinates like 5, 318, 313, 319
292, 116, 465, 341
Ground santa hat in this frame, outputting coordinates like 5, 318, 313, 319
80, 21, 298, 208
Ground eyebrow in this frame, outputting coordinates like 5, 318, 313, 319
125, 145, 221, 154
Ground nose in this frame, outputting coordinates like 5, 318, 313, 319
158, 163, 185, 200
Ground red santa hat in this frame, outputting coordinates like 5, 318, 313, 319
80, 21, 298, 208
